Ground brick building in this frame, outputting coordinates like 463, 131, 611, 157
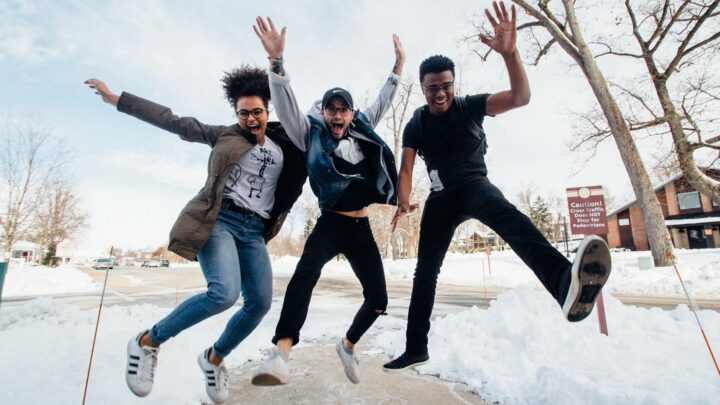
606, 169, 720, 250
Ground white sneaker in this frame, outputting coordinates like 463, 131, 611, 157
125, 331, 159, 397
336, 338, 360, 384
563, 235, 612, 322
251, 347, 290, 386
197, 348, 229, 404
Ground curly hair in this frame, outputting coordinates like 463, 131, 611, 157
419, 55, 455, 83
221, 65, 270, 108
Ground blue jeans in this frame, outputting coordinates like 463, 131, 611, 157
149, 207, 273, 358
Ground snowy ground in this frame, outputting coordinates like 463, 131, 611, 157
1, 249, 719, 403
2, 264, 99, 297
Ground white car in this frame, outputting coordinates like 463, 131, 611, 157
141, 260, 161, 268
92, 258, 114, 270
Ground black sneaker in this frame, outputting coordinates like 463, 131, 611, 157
562, 235, 612, 322
382, 352, 429, 373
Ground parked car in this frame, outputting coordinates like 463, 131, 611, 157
160, 259, 170, 268
141, 260, 161, 268
92, 258, 113, 270
124, 260, 136, 266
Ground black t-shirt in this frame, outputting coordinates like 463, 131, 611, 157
331, 155, 377, 211
402, 94, 490, 194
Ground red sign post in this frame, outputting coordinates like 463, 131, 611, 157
566, 185, 609, 336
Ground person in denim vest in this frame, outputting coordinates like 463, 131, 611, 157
250, 16, 403, 385
383, 1, 612, 372
85, 66, 306, 403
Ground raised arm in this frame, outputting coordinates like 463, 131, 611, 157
363, 34, 405, 128
84, 78, 226, 146
254, 16, 311, 152
480, 1, 531, 116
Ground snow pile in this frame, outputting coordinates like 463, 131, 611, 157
2, 265, 99, 297
373, 286, 720, 404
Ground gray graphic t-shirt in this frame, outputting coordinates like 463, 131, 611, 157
223, 136, 284, 219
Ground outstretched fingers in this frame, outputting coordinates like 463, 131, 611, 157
484, 8, 498, 27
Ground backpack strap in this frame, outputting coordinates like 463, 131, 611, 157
409, 105, 427, 158
454, 95, 488, 155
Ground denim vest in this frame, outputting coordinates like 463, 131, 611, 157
307, 112, 398, 209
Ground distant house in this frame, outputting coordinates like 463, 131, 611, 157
606, 169, 720, 250
11, 240, 41, 262
452, 231, 502, 253
56, 240, 75, 265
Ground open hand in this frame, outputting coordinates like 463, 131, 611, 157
253, 16, 286, 59
479, 1, 517, 57
390, 201, 419, 232
84, 78, 119, 106
392, 34, 405, 75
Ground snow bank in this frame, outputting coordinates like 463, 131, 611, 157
373, 286, 720, 404
2, 265, 99, 297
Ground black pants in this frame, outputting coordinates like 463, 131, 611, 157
405, 177, 572, 355
273, 210, 388, 345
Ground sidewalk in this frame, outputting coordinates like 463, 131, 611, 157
223, 345, 487, 405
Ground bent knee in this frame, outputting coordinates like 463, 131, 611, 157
207, 286, 240, 311
369, 295, 388, 314
245, 295, 272, 317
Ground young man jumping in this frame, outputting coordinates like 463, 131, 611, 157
250, 16, 403, 385
383, 1, 612, 372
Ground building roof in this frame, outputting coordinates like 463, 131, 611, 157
607, 168, 719, 217
664, 216, 720, 227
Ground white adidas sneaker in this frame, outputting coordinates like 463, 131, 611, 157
125, 331, 159, 397
251, 347, 290, 386
197, 348, 229, 404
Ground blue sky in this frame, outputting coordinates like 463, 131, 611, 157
1, 0, 666, 255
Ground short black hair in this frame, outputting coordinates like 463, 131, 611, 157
419, 55, 455, 83
221, 65, 270, 108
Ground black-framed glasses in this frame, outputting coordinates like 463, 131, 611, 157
422, 81, 454, 94
323, 106, 353, 117
235, 108, 267, 120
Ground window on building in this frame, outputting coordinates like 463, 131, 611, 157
713, 198, 719, 208
677, 191, 701, 210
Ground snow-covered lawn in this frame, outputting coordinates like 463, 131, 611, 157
2, 264, 99, 297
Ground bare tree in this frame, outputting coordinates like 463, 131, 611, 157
32, 178, 89, 264
383, 75, 421, 259
385, 75, 418, 158
623, 0, 720, 203
465, 1, 676, 265
560, 1, 720, 203
1, 114, 70, 255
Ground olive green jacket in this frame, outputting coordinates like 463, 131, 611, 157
117, 92, 307, 260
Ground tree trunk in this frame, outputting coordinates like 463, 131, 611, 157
560, 0, 674, 265
654, 80, 720, 204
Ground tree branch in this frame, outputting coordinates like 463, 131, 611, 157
512, 0, 582, 64
663, 0, 719, 79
